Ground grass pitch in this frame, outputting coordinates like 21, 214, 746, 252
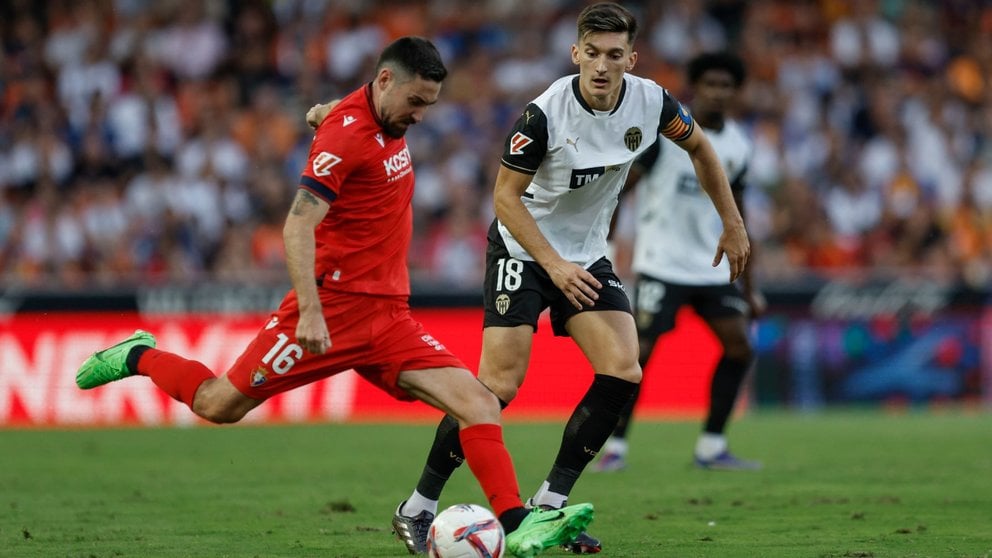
2, 410, 990, 558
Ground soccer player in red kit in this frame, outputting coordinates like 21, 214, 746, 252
76, 36, 592, 558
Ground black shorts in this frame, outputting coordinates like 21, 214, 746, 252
633, 274, 748, 338
483, 229, 632, 337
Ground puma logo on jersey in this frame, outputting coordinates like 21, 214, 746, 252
312, 152, 342, 177
342, 115, 356, 127
566, 137, 580, 152
509, 132, 533, 155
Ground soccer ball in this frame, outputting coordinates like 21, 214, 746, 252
426, 503, 505, 558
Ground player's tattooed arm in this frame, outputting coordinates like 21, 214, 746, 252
291, 189, 324, 216
284, 188, 331, 354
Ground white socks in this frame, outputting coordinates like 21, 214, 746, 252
402, 490, 439, 516
695, 432, 728, 460
601, 435, 629, 457
530, 481, 569, 509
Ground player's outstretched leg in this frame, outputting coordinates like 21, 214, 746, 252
76, 330, 156, 389
504, 502, 594, 558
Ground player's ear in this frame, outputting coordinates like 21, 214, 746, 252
376, 66, 393, 90
571, 44, 580, 66
626, 51, 637, 72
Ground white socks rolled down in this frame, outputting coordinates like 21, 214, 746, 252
530, 481, 569, 510
402, 490, 439, 516
695, 433, 728, 460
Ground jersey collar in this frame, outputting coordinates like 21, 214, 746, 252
363, 82, 388, 131
571, 75, 627, 116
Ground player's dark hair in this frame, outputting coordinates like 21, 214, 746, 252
577, 2, 638, 44
376, 36, 447, 82
687, 51, 746, 87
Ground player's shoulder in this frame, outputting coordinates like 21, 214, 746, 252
321, 89, 374, 133
624, 73, 668, 99
313, 89, 383, 155
531, 75, 576, 109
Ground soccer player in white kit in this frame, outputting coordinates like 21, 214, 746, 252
596, 52, 766, 473
394, 4, 750, 554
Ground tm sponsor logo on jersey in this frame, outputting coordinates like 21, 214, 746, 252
342, 114, 356, 127
383, 146, 412, 181
570, 166, 603, 189
312, 151, 342, 177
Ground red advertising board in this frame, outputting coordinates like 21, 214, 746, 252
0, 309, 718, 426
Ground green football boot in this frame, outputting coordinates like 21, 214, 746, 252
505, 502, 594, 558
76, 330, 156, 389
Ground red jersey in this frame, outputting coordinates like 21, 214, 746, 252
299, 84, 415, 297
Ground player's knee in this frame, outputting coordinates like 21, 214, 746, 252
445, 383, 501, 427
723, 339, 754, 363
601, 357, 642, 384
192, 399, 248, 424
478, 372, 519, 403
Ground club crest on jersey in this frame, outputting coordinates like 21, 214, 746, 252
509, 132, 533, 155
250, 367, 268, 387
624, 127, 643, 151
495, 294, 511, 315
312, 151, 342, 177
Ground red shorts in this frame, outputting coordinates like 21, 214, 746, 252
225, 290, 467, 401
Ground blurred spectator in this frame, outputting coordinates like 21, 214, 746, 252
2, 0, 992, 291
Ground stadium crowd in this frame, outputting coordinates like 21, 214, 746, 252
2, 0, 992, 291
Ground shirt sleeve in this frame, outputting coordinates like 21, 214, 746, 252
298, 125, 363, 203
500, 103, 549, 175
657, 89, 694, 143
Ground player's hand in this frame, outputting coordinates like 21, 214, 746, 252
546, 259, 601, 310
306, 100, 341, 129
713, 222, 750, 283
295, 309, 331, 354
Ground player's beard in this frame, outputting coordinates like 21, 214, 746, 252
383, 117, 415, 138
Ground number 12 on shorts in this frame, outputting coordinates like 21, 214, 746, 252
261, 332, 303, 374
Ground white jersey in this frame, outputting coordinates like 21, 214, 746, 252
498, 74, 695, 268
632, 119, 752, 284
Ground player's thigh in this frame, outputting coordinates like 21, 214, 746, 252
694, 284, 753, 360
706, 314, 753, 360
566, 310, 641, 383
398, 366, 500, 426
477, 325, 534, 402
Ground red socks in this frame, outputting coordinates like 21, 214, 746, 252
136, 349, 215, 408
459, 423, 524, 517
